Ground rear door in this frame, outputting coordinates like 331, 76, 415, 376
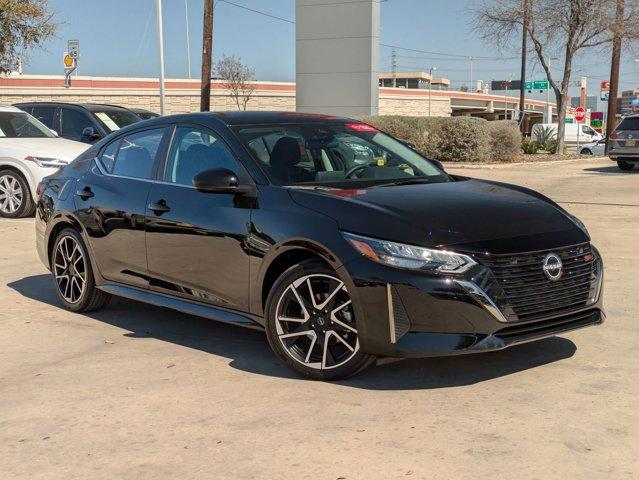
145, 124, 252, 312
74, 126, 168, 288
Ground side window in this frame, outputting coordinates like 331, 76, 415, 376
31, 107, 56, 129
164, 127, 240, 186
112, 128, 165, 179
60, 108, 93, 137
98, 139, 121, 173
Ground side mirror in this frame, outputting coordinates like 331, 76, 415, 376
82, 126, 100, 140
193, 168, 254, 195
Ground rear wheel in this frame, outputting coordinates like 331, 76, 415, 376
0, 169, 35, 218
265, 260, 375, 380
618, 161, 635, 171
580, 149, 592, 155
52, 228, 111, 312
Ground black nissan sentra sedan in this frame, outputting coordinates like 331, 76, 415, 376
35, 112, 604, 380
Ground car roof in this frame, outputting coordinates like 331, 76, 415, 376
12, 101, 131, 112
0, 104, 25, 113
208, 111, 353, 126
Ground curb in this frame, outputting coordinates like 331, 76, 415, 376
444, 156, 610, 169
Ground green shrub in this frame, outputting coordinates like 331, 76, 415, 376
487, 120, 522, 161
522, 138, 538, 154
361, 115, 521, 162
545, 137, 558, 154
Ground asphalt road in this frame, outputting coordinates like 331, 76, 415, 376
1, 157, 637, 480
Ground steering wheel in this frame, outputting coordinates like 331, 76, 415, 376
344, 163, 374, 179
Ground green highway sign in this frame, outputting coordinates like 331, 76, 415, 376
524, 81, 533, 90
533, 80, 549, 90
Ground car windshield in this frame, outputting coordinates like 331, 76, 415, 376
233, 123, 448, 187
0, 112, 55, 138
91, 110, 142, 132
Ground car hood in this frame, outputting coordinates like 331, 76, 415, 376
0, 138, 88, 162
288, 178, 588, 253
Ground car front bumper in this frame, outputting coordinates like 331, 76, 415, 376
338, 250, 604, 359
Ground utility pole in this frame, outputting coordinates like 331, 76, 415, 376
606, 0, 624, 153
200, 0, 215, 112
428, 66, 437, 117
391, 48, 397, 88
519, 0, 530, 132
156, 0, 166, 115
469, 56, 474, 91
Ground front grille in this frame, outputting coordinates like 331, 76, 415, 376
480, 243, 595, 322
494, 309, 601, 343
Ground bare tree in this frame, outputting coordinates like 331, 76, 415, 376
0, 0, 57, 74
214, 55, 255, 111
473, 0, 639, 153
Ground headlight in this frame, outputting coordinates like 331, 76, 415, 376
342, 232, 477, 274
24, 156, 68, 168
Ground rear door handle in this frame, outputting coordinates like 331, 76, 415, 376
75, 186, 94, 200
148, 200, 171, 215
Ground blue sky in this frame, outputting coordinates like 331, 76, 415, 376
22, 0, 639, 101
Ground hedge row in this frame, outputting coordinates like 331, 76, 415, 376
360, 116, 522, 162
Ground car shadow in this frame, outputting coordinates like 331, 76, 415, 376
583, 165, 639, 175
8, 274, 577, 390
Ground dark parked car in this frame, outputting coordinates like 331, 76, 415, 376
608, 114, 639, 170
128, 108, 160, 120
35, 112, 605, 380
14, 102, 142, 144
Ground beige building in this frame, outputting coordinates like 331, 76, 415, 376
0, 74, 551, 120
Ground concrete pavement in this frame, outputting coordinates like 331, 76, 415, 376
1, 157, 637, 479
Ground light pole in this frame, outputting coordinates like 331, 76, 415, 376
428, 66, 437, 117
156, 0, 166, 115
185, 0, 192, 79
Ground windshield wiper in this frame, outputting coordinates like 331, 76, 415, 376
373, 178, 434, 188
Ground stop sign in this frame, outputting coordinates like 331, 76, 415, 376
575, 107, 586, 123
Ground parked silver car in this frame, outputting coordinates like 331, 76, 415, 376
608, 115, 639, 171
578, 139, 606, 156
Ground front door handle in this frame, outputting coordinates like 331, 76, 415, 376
75, 186, 94, 200
148, 199, 171, 215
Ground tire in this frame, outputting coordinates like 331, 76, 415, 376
580, 149, 592, 155
51, 228, 111, 312
265, 260, 375, 380
618, 161, 635, 171
0, 169, 35, 218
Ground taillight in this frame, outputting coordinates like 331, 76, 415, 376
609, 132, 618, 140
36, 182, 46, 197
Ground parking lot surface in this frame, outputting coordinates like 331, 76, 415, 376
1, 157, 637, 480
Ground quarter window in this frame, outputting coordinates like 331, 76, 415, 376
111, 128, 165, 179
98, 140, 121, 173
164, 127, 239, 186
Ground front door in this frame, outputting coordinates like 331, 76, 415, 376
75, 127, 167, 288
145, 125, 252, 312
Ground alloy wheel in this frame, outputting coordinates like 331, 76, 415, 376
275, 274, 359, 370
53, 235, 87, 304
0, 174, 23, 215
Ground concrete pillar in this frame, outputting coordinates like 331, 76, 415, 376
295, 0, 380, 116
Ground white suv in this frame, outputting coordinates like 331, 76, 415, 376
0, 105, 88, 218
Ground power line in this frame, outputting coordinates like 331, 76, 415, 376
218, 0, 295, 24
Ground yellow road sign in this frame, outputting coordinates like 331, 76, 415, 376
63, 53, 75, 69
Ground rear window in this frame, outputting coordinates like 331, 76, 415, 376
616, 117, 639, 131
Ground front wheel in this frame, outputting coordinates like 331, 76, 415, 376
0, 169, 35, 218
580, 149, 592, 155
265, 260, 375, 380
618, 161, 635, 171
